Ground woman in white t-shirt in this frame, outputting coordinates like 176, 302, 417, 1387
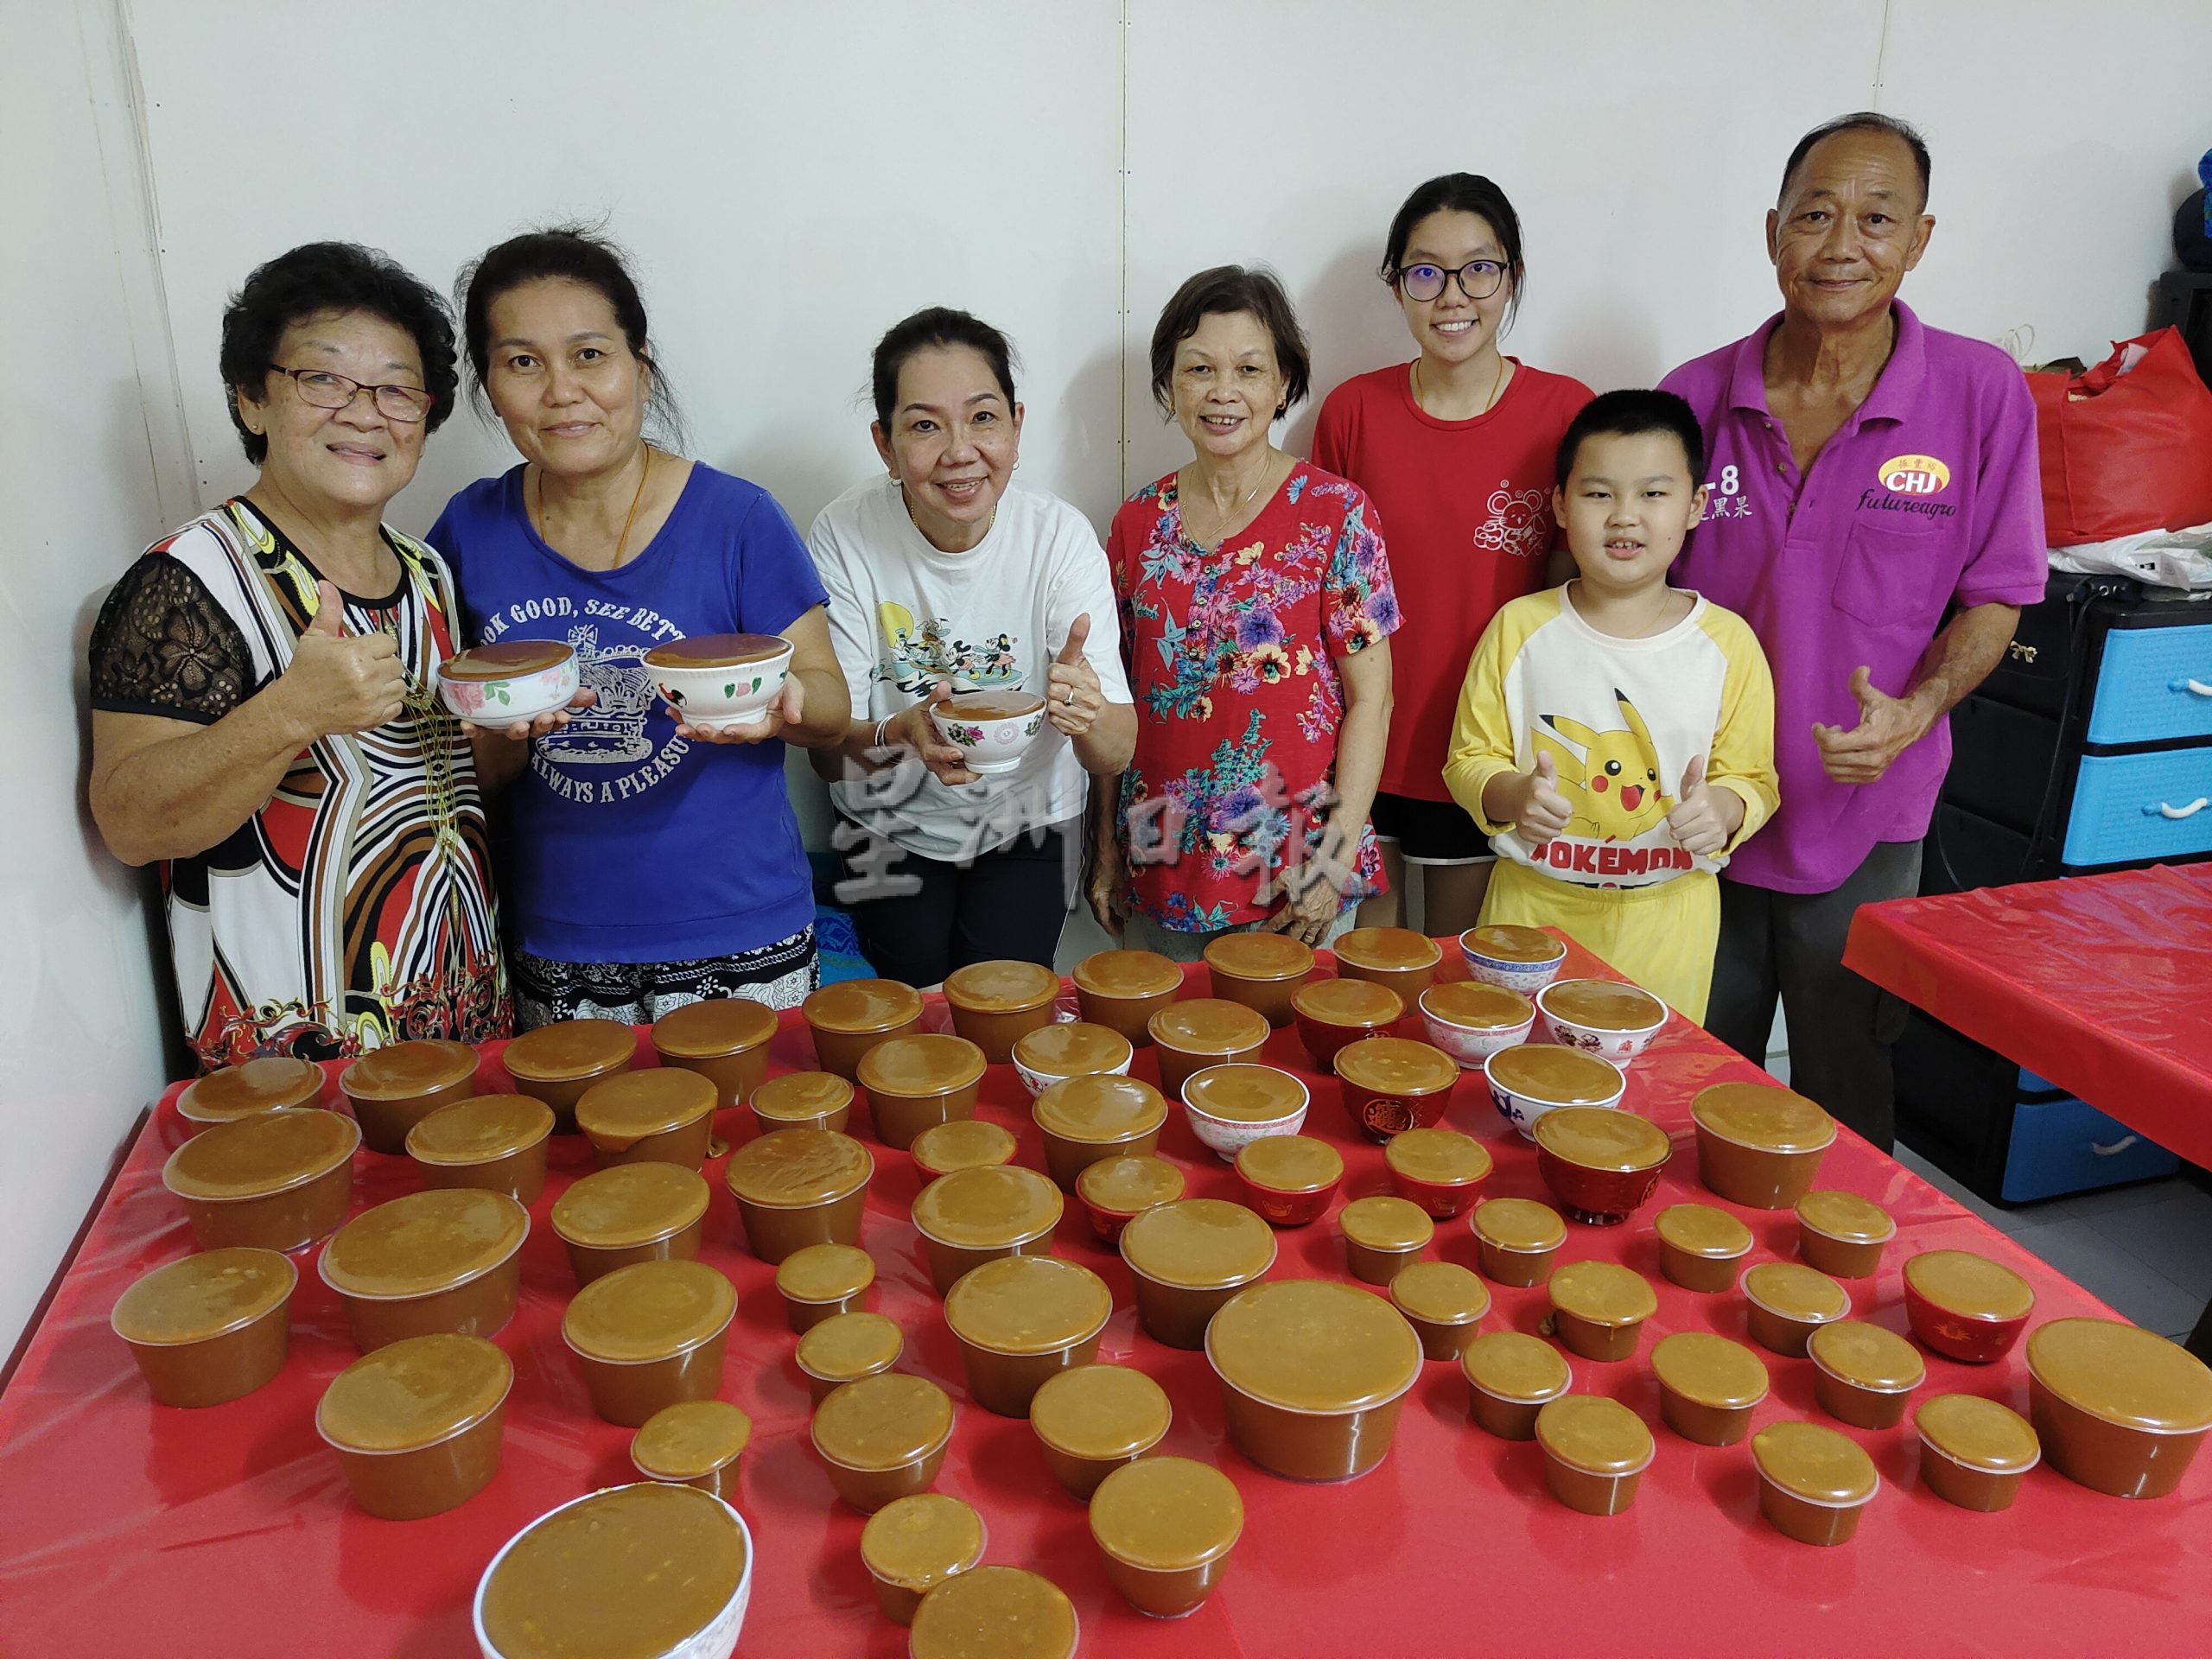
808, 308, 1135, 984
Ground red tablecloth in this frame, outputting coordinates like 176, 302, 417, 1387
3, 941, 2208, 1659
1844, 863, 2212, 1166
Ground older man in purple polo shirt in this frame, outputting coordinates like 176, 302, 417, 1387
1660, 112, 2047, 1150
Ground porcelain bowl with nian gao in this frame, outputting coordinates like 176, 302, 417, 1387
1533, 1106, 1672, 1225
1088, 1455, 1243, 1619
162, 1107, 359, 1253
1205, 1278, 1423, 1482
1029, 1363, 1172, 1499
576, 1067, 720, 1170
944, 1255, 1114, 1416
1382, 1127, 1493, 1217
1147, 1000, 1269, 1097
912, 1164, 1064, 1294
499, 1018, 636, 1134
1903, 1249, 2035, 1363
631, 1398, 752, 1503
2027, 1318, 2212, 1499
1202, 932, 1313, 1027
1290, 976, 1403, 1067
1013, 1020, 1134, 1100
318, 1332, 512, 1522
563, 1259, 737, 1427
1535, 979, 1668, 1067
931, 690, 1048, 777
1458, 924, 1567, 994
1483, 1045, 1624, 1140
642, 631, 793, 733
111, 1247, 296, 1408
319, 1188, 529, 1351
1416, 980, 1535, 1067
1119, 1198, 1276, 1349
1331, 926, 1441, 1001
407, 1095, 555, 1204
1232, 1135, 1344, 1226
1071, 950, 1181, 1046
474, 1482, 753, 1659
944, 959, 1060, 1064
724, 1128, 873, 1264
1033, 1073, 1166, 1189
804, 978, 925, 1080
175, 1054, 324, 1130
858, 1034, 988, 1149
339, 1039, 480, 1155
551, 1160, 709, 1285
1690, 1082, 1834, 1208
1332, 1035, 1460, 1142
750, 1070, 855, 1137
1180, 1063, 1309, 1160
1074, 1154, 1185, 1244
435, 638, 578, 728
652, 995, 779, 1107
860, 1492, 987, 1625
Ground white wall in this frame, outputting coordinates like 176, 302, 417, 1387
8, 0, 2209, 1354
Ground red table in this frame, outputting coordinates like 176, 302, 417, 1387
3, 940, 2209, 1658
1843, 862, 2212, 1167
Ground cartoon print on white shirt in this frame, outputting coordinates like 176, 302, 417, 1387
876, 601, 1025, 695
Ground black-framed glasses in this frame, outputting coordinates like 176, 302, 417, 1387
1396, 259, 1509, 303
268, 365, 435, 423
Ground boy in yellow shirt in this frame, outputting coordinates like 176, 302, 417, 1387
1443, 391, 1778, 1021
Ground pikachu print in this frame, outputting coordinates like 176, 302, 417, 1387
1532, 690, 1676, 842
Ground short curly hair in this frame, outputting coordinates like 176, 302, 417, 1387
219, 242, 458, 464
1147, 265, 1311, 420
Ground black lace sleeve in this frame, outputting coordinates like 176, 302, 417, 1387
88, 552, 256, 723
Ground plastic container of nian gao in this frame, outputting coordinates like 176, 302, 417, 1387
405, 1094, 555, 1203
1338, 1195, 1433, 1286
803, 978, 924, 1080
1546, 1259, 1657, 1363
775, 1241, 876, 1332
651, 994, 779, 1107
810, 1371, 957, 1512
339, 1039, 480, 1154
796, 1310, 905, 1404
1650, 1331, 1769, 1446
575, 1067, 719, 1171
724, 1128, 874, 1264
175, 1055, 323, 1129
861, 1492, 987, 1625
111, 1247, 296, 1408
1089, 1454, 1243, 1619
907, 1566, 1077, 1659
1032, 1074, 1167, 1190
1148, 999, 1269, 1097
563, 1258, 737, 1427
1071, 949, 1182, 1046
1389, 1260, 1491, 1362
1461, 1330, 1571, 1440
1742, 1261, 1852, 1358
912, 1163, 1063, 1295
1753, 1419, 1879, 1546
1029, 1363, 1172, 1499
1205, 1278, 1422, 1482
1795, 1188, 1896, 1279
751, 1069, 855, 1137
857, 1034, 988, 1151
943, 958, 1060, 1063
1331, 925, 1441, 1001
1689, 1081, 1835, 1209
551, 1160, 710, 1285
944, 1255, 1113, 1417
316, 1332, 512, 1520
912, 1118, 1020, 1180
1202, 931, 1313, 1027
1469, 1197, 1566, 1287
1535, 1394, 1655, 1516
1118, 1198, 1276, 1350
630, 1398, 752, 1503
162, 1107, 359, 1253
2026, 1317, 2212, 1499
1654, 1202, 1753, 1293
1916, 1392, 2041, 1512
1808, 1319, 1924, 1430
499, 1018, 637, 1133
318, 1187, 529, 1351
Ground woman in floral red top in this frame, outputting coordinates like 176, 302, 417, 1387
1087, 267, 1399, 953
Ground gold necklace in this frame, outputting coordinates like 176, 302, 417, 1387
1412, 352, 1505, 418
535, 444, 654, 566
1183, 453, 1277, 550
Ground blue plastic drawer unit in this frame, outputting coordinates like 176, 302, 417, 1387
2000, 1093, 2180, 1205
2062, 747, 2212, 865
2084, 621, 2212, 747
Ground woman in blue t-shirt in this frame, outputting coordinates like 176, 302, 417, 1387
433, 227, 849, 1026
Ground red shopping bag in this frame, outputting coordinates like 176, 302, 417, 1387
2026, 327, 2212, 544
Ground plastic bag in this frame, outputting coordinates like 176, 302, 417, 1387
2026, 327, 2212, 544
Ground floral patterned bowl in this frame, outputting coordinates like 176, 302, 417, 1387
643, 633, 793, 734
1179, 1065, 1310, 1160
1534, 980, 1669, 1067
931, 693, 1048, 778
1457, 926, 1568, 995
435, 641, 579, 728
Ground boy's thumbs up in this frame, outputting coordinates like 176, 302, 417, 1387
305, 580, 346, 636
1052, 613, 1092, 666
1679, 753, 1707, 798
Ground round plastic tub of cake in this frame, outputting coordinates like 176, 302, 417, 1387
796, 1310, 905, 1406
499, 1018, 636, 1134
1119, 1198, 1276, 1349
1808, 1319, 1925, 1429
575, 1067, 719, 1171
907, 1566, 1077, 1659
810, 1371, 956, 1512
911, 1118, 1020, 1181
1915, 1392, 2041, 1512
943, 1255, 1113, 1416
1461, 1330, 1571, 1440
749, 1070, 855, 1136
1653, 1202, 1753, 1293
630, 1398, 752, 1503
1535, 1394, 1655, 1516
1469, 1197, 1566, 1287
1332, 925, 1442, 1001
804, 978, 924, 1080
1071, 949, 1183, 1046
1339, 1195, 1433, 1286
774, 1242, 875, 1332
723, 1128, 874, 1264
1689, 1081, 1834, 1209
1032, 1074, 1166, 1189
944, 959, 1060, 1063
175, 1055, 323, 1131
1389, 1261, 1491, 1362
162, 1107, 359, 1252
318, 1187, 528, 1351
317, 1332, 512, 1521
912, 1164, 1063, 1296
1088, 1455, 1243, 1618
1202, 931, 1314, 1027
858, 1034, 990, 1152
1547, 1259, 1657, 1362
861, 1492, 986, 1625
340, 1039, 481, 1154
1147, 1000, 1269, 1097
405, 1094, 555, 1203
550, 1161, 709, 1285
651, 995, 778, 1107
1205, 1278, 1422, 1482
1752, 1420, 1879, 1546
1741, 1260, 1851, 1358
2025, 1318, 2212, 1499
1029, 1363, 1172, 1499
111, 1247, 295, 1408
1650, 1331, 1768, 1446
561, 1259, 737, 1427
1793, 1188, 1896, 1279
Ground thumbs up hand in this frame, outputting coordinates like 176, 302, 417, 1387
279, 581, 406, 739
1507, 749, 1576, 849
1044, 612, 1103, 738
1812, 664, 1934, 785
1665, 753, 1743, 857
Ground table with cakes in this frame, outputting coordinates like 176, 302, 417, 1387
2, 924, 2209, 1658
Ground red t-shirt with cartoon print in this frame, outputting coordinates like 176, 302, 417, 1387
1313, 360, 1592, 802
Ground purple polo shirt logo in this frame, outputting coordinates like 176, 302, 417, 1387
1859, 452, 1961, 522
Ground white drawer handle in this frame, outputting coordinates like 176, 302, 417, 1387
2174, 677, 2212, 697
2090, 1135, 2142, 1157
2144, 797, 2210, 820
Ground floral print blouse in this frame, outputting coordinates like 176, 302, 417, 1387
1107, 463, 1400, 931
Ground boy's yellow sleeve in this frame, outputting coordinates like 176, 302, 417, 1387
1703, 610, 1780, 853
1442, 602, 1532, 835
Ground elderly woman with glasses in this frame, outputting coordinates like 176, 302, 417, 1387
88, 242, 516, 1064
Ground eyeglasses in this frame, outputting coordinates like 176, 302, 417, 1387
267, 365, 435, 423
1396, 260, 1509, 303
